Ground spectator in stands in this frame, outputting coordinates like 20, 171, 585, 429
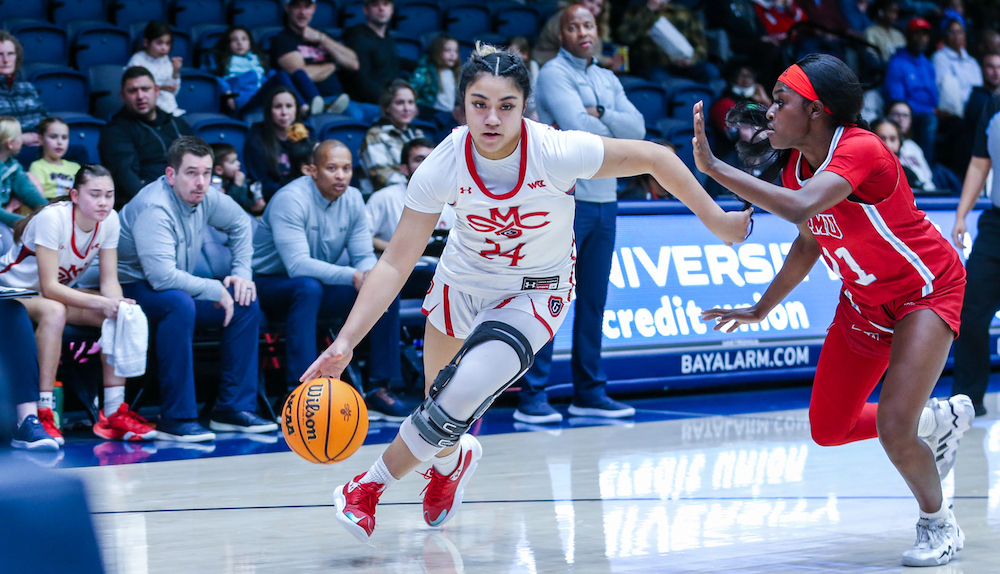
0, 32, 45, 147
342, 0, 401, 105
872, 117, 924, 191
535, 0, 618, 68
2, 299, 59, 451
709, 63, 771, 148
410, 34, 461, 122
0, 117, 46, 229
98, 67, 194, 208
360, 80, 424, 192
127, 22, 185, 117
978, 30, 1000, 59
215, 26, 323, 118
0, 164, 157, 446
884, 18, 938, 163
840, 0, 872, 34
933, 17, 982, 120
29, 118, 80, 200
616, 0, 719, 84
244, 86, 315, 202
865, 0, 905, 63
253, 140, 409, 421
272, 0, 358, 116
885, 100, 936, 192
210, 143, 264, 215
519, 4, 646, 424
957, 52, 1000, 171
118, 136, 276, 442
508, 36, 541, 120
796, 0, 851, 35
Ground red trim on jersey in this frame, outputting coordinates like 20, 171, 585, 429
530, 299, 554, 340
442, 285, 455, 337
0, 246, 35, 275
70, 207, 99, 260
464, 120, 528, 201
494, 296, 515, 309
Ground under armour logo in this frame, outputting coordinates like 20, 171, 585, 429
459, 186, 472, 194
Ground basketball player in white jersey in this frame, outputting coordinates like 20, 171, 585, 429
0, 165, 156, 446
300, 44, 752, 542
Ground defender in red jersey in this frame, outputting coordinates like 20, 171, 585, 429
692, 54, 974, 567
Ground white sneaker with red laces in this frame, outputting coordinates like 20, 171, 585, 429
421, 434, 483, 528
334, 472, 385, 543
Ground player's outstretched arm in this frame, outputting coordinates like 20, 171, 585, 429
692, 101, 854, 224
592, 136, 750, 245
301, 208, 440, 381
702, 226, 820, 332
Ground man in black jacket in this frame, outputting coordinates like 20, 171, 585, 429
98, 67, 193, 209
341, 0, 400, 104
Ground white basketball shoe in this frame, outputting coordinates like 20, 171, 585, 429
919, 395, 975, 479
901, 507, 964, 567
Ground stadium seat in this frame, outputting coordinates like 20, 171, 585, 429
393, 2, 440, 36
251, 25, 284, 53
8, 20, 68, 67
0, 219, 13, 254
409, 118, 438, 143
190, 23, 228, 69
655, 117, 699, 178
108, 0, 167, 27
393, 34, 422, 66
51, 0, 107, 27
340, 2, 365, 28
230, 0, 282, 29
311, 0, 339, 28
62, 112, 107, 164
177, 68, 223, 114
187, 114, 249, 162
311, 115, 368, 166
0, 2, 46, 21
443, 4, 491, 38
623, 79, 669, 129
70, 23, 130, 72
87, 64, 124, 120
28, 66, 89, 114
171, 0, 227, 29
492, 4, 539, 38
666, 80, 715, 118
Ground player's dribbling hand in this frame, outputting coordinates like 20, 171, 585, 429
715, 207, 753, 246
692, 101, 718, 176
701, 305, 765, 333
951, 218, 967, 250
300, 338, 353, 382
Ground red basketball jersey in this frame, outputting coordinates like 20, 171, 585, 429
781, 126, 962, 309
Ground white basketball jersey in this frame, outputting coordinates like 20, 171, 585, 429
405, 119, 604, 298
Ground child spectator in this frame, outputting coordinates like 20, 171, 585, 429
873, 117, 924, 192
0, 165, 156, 445
244, 87, 315, 202
507, 36, 540, 119
410, 34, 460, 122
210, 142, 264, 215
29, 118, 81, 199
214, 26, 325, 118
360, 80, 423, 192
127, 21, 184, 116
0, 116, 46, 228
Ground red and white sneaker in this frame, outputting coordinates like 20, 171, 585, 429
334, 472, 385, 542
421, 434, 483, 527
37, 407, 65, 446
93, 403, 158, 441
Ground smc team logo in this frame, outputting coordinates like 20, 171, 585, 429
466, 207, 550, 239
548, 296, 563, 317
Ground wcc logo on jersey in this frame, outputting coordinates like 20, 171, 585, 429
466, 207, 550, 238
807, 213, 843, 238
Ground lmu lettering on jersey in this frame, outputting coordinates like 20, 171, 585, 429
807, 213, 843, 238
466, 207, 550, 239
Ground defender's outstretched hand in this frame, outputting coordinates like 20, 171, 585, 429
692, 101, 719, 176
701, 305, 766, 333
300, 338, 353, 382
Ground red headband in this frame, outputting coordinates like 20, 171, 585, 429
778, 64, 833, 115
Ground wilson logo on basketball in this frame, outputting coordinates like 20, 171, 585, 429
341, 403, 352, 421
466, 207, 549, 239
303, 383, 323, 440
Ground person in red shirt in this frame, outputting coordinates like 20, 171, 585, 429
691, 53, 974, 567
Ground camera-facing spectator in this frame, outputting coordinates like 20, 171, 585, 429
244, 86, 315, 202
29, 118, 81, 200
360, 80, 424, 192
0, 117, 46, 229
933, 17, 981, 120
342, 0, 402, 106
864, 0, 905, 63
127, 22, 185, 117
0, 31, 46, 147
535, 0, 618, 69
410, 34, 461, 122
885, 100, 936, 192
872, 117, 924, 192
210, 142, 264, 215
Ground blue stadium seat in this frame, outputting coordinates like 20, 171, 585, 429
8, 20, 68, 67
0, 219, 13, 254
393, 2, 440, 36
62, 112, 107, 164
666, 80, 715, 118
623, 79, 669, 128
190, 23, 228, 69
108, 0, 167, 27
655, 117, 699, 178
70, 23, 130, 72
339, 2, 365, 28
311, 115, 368, 166
252, 25, 284, 53
177, 68, 222, 113
394, 35, 422, 65
28, 66, 89, 114
443, 4, 491, 38
0, 1, 47, 21
170, 0, 227, 29
229, 0, 282, 29
87, 64, 124, 120
311, 0, 339, 28
492, 4, 539, 38
51, 0, 107, 27
409, 118, 438, 143
187, 114, 249, 162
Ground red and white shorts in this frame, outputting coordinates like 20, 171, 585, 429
421, 278, 571, 343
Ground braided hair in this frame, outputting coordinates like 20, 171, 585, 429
457, 43, 532, 107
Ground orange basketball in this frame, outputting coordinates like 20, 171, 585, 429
281, 378, 368, 464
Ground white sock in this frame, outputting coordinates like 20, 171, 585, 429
359, 456, 398, 488
921, 504, 949, 520
433, 446, 461, 476
917, 406, 937, 438
15, 402, 37, 425
104, 386, 126, 417
38, 392, 54, 411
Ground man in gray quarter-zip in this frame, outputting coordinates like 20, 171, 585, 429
118, 137, 277, 442
515, 5, 646, 424
253, 140, 409, 422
